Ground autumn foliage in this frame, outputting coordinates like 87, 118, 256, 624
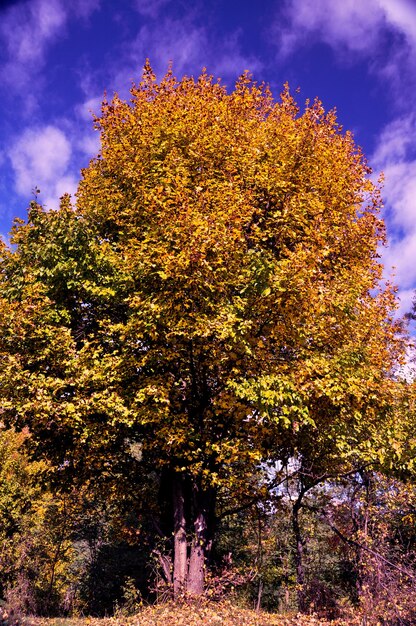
0, 64, 413, 621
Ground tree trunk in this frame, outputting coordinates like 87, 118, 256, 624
187, 507, 207, 595
170, 473, 216, 597
292, 500, 306, 613
256, 579, 263, 612
173, 474, 187, 598
186, 483, 216, 596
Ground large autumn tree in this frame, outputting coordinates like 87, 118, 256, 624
0, 64, 405, 596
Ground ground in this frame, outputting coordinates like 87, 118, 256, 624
16, 601, 361, 626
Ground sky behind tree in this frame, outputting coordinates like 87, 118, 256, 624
1, 0, 416, 320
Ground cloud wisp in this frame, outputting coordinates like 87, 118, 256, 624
278, 0, 384, 56
122, 15, 262, 89
276, 0, 416, 58
274, 0, 416, 108
0, 0, 100, 92
9, 125, 78, 211
372, 116, 416, 308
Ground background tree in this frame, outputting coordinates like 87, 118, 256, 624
0, 63, 406, 598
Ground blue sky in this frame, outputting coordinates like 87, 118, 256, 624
1, 0, 416, 318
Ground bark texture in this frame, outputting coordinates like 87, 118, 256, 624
173, 475, 187, 597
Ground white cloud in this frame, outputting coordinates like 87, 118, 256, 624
10, 126, 71, 194
275, 0, 416, 116
277, 0, 416, 58
76, 132, 100, 157
395, 288, 415, 318
371, 116, 416, 313
382, 161, 416, 232
0, 0, 100, 90
275, 0, 416, 111
53, 174, 78, 201
9, 125, 78, 209
133, 0, 170, 19
383, 232, 416, 290
277, 0, 384, 56
1, 0, 65, 78
72, 96, 102, 157
372, 117, 416, 238
379, 0, 416, 46
372, 116, 416, 165
76, 96, 102, 122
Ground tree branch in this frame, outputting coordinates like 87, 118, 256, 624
314, 507, 416, 583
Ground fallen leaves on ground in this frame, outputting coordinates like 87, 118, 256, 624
24, 600, 361, 626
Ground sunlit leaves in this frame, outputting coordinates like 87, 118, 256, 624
0, 63, 407, 506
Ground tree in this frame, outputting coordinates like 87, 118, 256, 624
0, 63, 405, 597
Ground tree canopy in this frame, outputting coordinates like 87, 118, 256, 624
0, 63, 407, 597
